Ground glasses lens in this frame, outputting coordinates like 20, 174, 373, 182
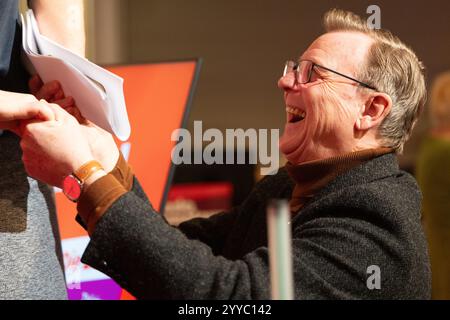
283, 61, 296, 77
283, 60, 313, 85
297, 61, 313, 84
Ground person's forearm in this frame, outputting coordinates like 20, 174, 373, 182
29, 0, 86, 57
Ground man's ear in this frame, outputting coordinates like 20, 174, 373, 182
355, 93, 392, 131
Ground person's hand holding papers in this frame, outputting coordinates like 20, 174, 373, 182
29, 75, 75, 110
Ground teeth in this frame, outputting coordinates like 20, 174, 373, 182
286, 106, 306, 118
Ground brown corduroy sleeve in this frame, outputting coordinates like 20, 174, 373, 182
110, 152, 134, 191
77, 174, 127, 236
76, 153, 133, 235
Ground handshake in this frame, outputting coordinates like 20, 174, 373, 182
0, 76, 119, 190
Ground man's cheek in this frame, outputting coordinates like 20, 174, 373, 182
307, 95, 331, 138
320, 80, 341, 95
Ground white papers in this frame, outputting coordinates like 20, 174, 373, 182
21, 9, 131, 141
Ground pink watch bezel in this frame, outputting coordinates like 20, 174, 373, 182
62, 174, 83, 202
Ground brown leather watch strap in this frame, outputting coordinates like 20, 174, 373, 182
73, 160, 104, 183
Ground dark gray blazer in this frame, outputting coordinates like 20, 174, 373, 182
81, 153, 431, 299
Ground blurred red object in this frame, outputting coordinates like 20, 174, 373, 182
168, 182, 233, 211
165, 182, 233, 226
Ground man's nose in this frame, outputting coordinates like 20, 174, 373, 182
277, 72, 296, 90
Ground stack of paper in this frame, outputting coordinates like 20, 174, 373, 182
21, 9, 131, 141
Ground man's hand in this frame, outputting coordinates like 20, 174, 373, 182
0, 90, 54, 134
78, 121, 120, 173
29, 75, 120, 173
20, 102, 94, 188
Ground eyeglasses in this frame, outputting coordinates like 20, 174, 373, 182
283, 60, 377, 91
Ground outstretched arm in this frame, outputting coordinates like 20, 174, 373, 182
0, 90, 54, 133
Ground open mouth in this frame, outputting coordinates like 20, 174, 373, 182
286, 106, 306, 123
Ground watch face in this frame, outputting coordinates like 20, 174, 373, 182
62, 175, 82, 202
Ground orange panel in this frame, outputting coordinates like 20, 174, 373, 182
56, 61, 198, 241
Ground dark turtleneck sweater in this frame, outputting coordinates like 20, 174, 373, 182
286, 147, 393, 213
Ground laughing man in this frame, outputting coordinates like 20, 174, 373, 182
20, 9, 430, 299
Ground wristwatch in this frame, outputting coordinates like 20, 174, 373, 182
62, 160, 104, 202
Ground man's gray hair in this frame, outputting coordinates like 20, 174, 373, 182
323, 9, 427, 153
